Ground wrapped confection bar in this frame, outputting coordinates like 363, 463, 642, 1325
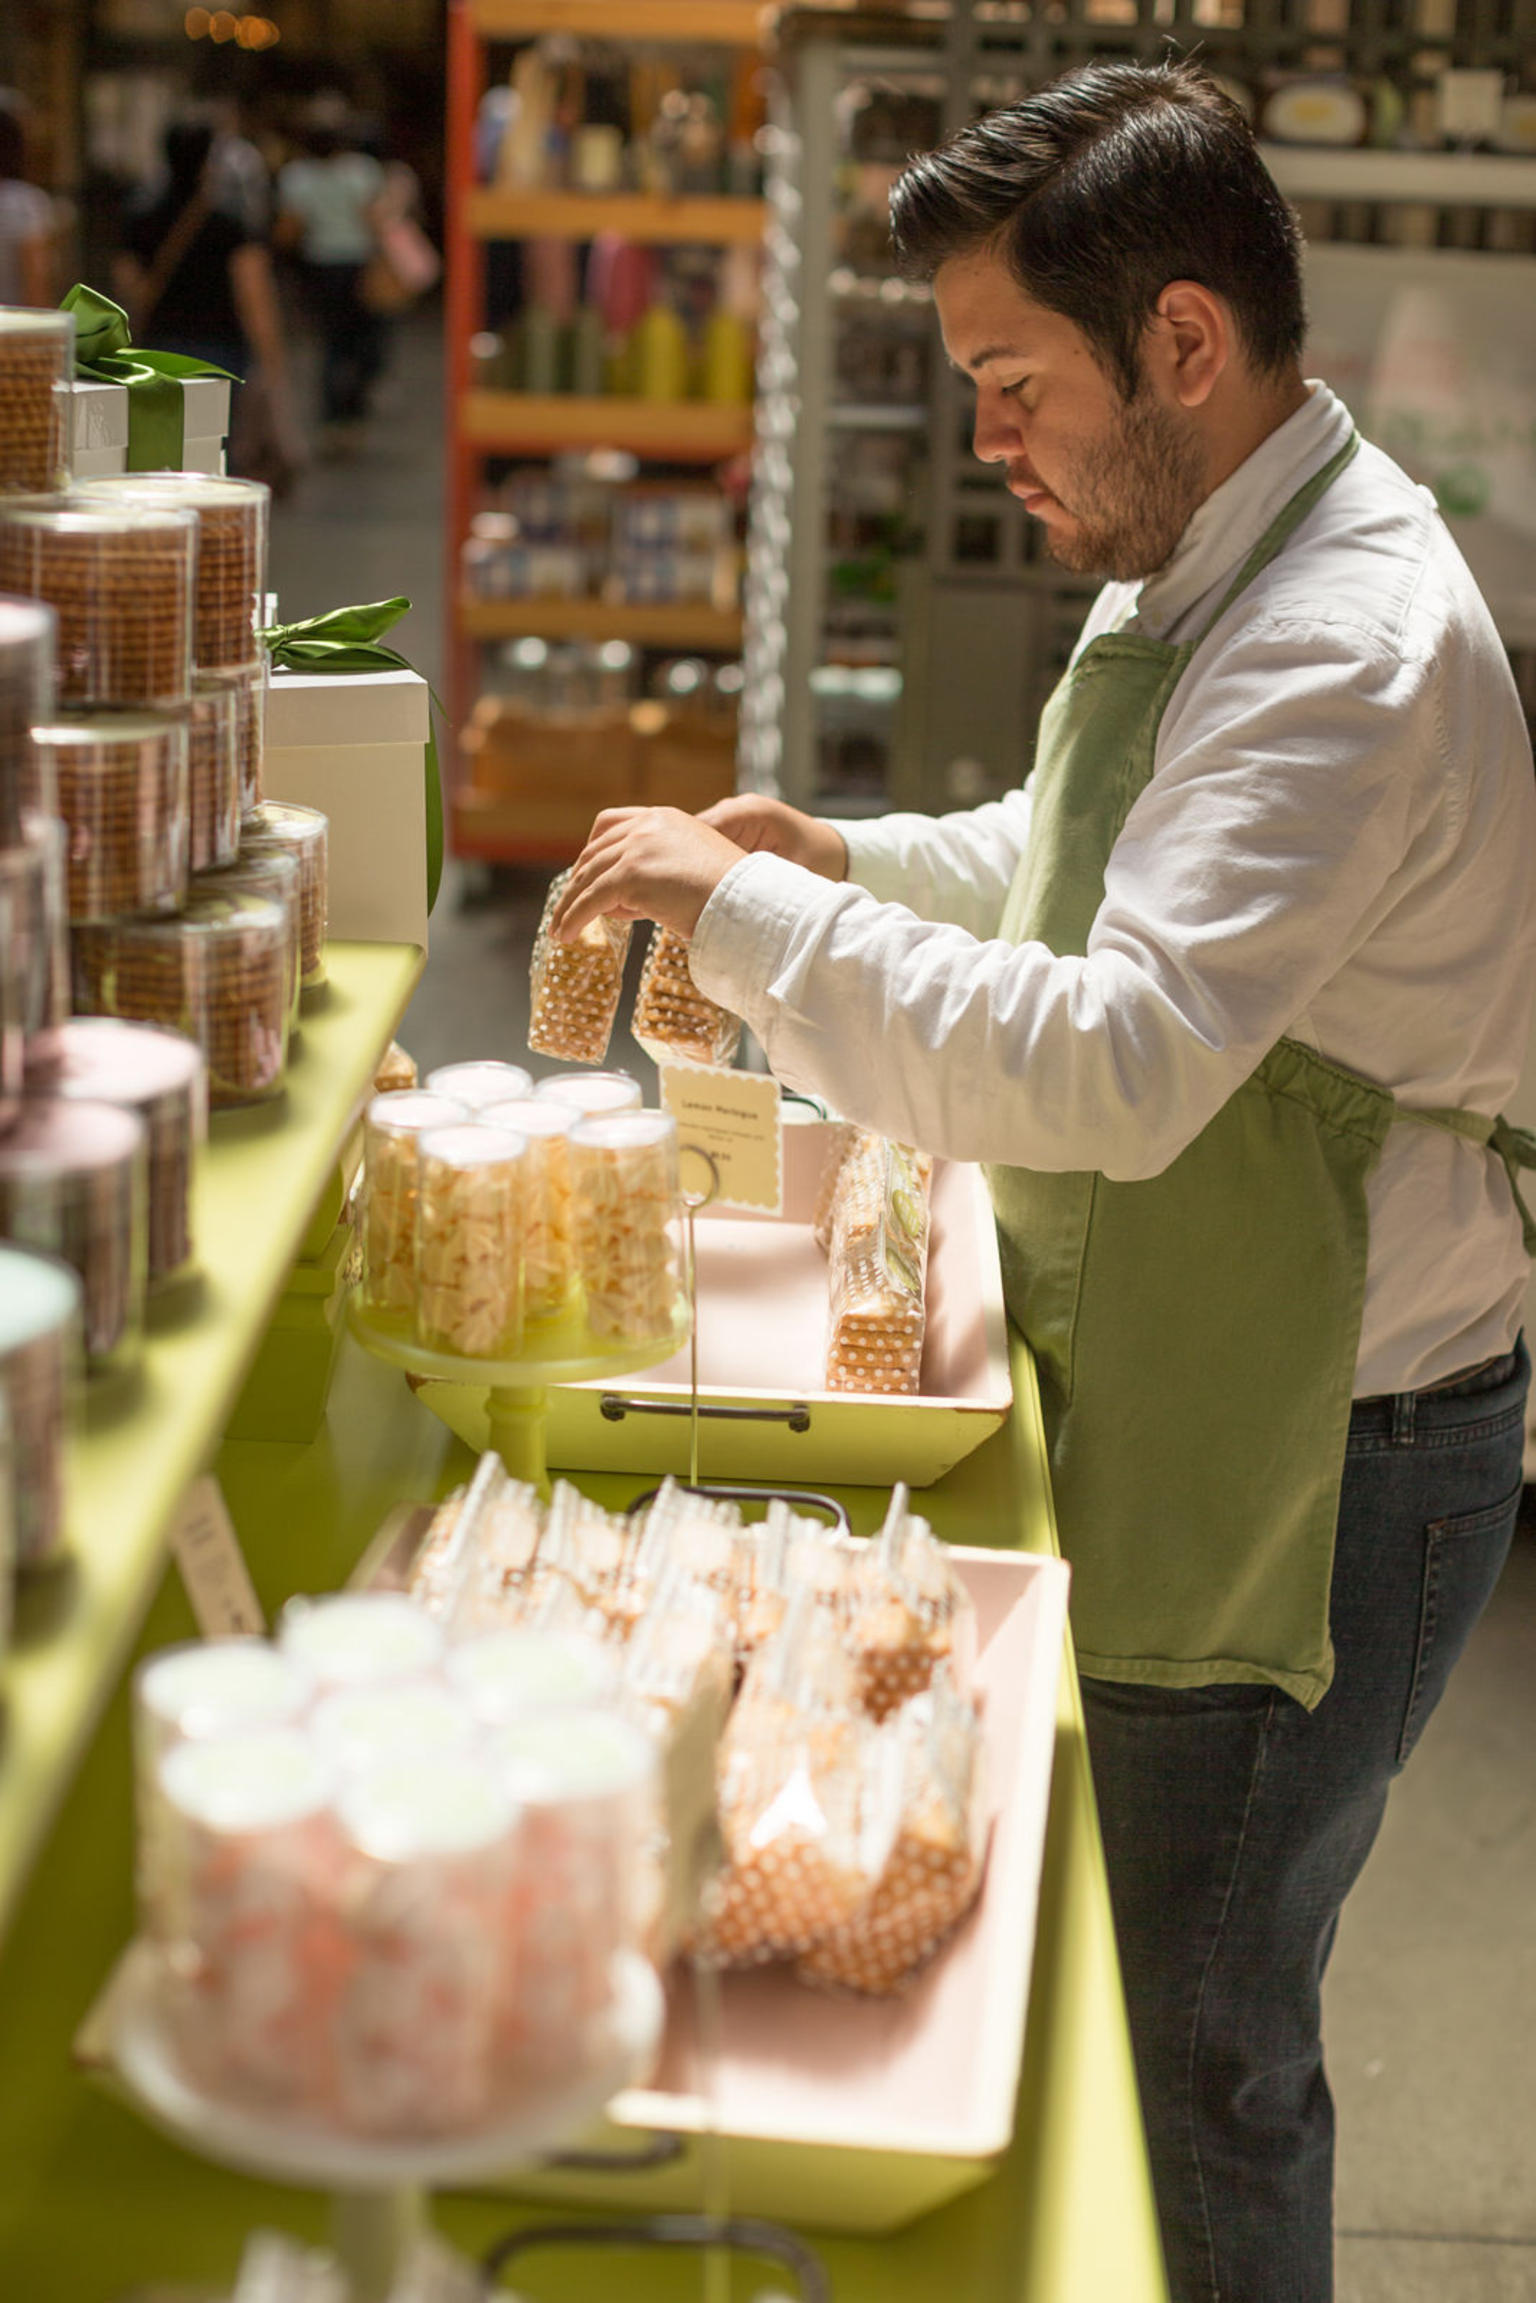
635, 1477, 743, 1622
538, 1478, 645, 1641
373, 1039, 417, 1094
133, 1638, 313, 1933
0, 310, 71, 496
152, 1728, 342, 2111
479, 1096, 575, 1319
621, 1567, 733, 1730
0, 502, 196, 710
359, 1089, 471, 1314
333, 1755, 518, 2135
240, 801, 327, 994
446, 1625, 618, 1724
823, 1132, 934, 1395
797, 1666, 989, 1997
278, 1590, 445, 1692
850, 1483, 976, 1721
73, 887, 291, 1109
527, 871, 630, 1064
3, 810, 68, 1073
199, 846, 301, 1028
311, 1681, 477, 1777
487, 1706, 657, 2075
28, 711, 189, 922
426, 1477, 548, 1638
698, 1597, 900, 1968
414, 1121, 527, 1359
77, 474, 269, 670
0, 1096, 147, 1367
0, 596, 56, 845
45, 1017, 207, 1287
186, 673, 241, 870
531, 1067, 641, 1118
0, 1242, 80, 1567
569, 1108, 680, 1343
424, 1059, 533, 1111
632, 926, 741, 1070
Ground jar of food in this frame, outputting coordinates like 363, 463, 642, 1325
75, 474, 269, 671
197, 846, 302, 1029
0, 502, 196, 710
0, 310, 72, 495
3, 811, 68, 1075
0, 1241, 80, 1567
415, 1122, 528, 1359
479, 1094, 577, 1319
423, 1059, 534, 1111
28, 711, 189, 922
0, 1095, 147, 1367
532, 1069, 643, 1118
45, 1016, 208, 1287
0, 596, 56, 845
239, 801, 327, 994
360, 1090, 472, 1314
185, 673, 241, 871
569, 1108, 681, 1343
72, 887, 290, 1108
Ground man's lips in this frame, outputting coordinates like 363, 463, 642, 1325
1006, 470, 1059, 513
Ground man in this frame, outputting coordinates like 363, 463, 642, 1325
552, 61, 1536, 2303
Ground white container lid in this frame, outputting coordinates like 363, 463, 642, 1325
0, 1242, 81, 1355
365, 1090, 471, 1139
424, 1060, 534, 1110
476, 1097, 575, 1143
485, 1707, 655, 1807
278, 1591, 445, 1690
311, 1680, 477, 1774
160, 1728, 332, 1834
47, 1016, 206, 1120
569, 1110, 676, 1157
338, 1751, 516, 1861
416, 1123, 527, 1169
446, 1628, 618, 1724
533, 1071, 642, 1117
138, 1638, 310, 1739
0, 1095, 145, 1180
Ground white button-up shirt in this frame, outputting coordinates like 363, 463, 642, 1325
690, 384, 1536, 1395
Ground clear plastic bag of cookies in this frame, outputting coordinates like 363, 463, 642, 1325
797, 1662, 989, 1998
824, 1133, 934, 1395
409, 1450, 545, 1629
527, 869, 631, 1064
538, 1478, 646, 1642
632, 926, 741, 1070
635, 1477, 743, 1607
850, 1482, 976, 1721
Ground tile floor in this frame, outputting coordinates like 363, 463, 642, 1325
269, 310, 1536, 2303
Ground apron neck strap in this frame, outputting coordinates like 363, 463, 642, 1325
1192, 431, 1361, 650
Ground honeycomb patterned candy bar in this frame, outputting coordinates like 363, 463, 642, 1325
527, 870, 631, 1064
632, 926, 741, 1069
823, 1134, 934, 1396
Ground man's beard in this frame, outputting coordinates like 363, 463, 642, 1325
1028, 389, 1207, 582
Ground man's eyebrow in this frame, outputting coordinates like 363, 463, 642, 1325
947, 344, 1028, 376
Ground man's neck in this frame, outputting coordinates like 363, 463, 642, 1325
1199, 368, 1311, 499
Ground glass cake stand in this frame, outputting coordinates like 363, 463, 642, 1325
347, 1289, 692, 1493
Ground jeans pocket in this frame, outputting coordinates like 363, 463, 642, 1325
1397, 1478, 1523, 1768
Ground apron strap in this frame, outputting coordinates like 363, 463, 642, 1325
1403, 1104, 1536, 1255
1192, 432, 1362, 651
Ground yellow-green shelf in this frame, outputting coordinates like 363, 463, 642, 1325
0, 939, 423, 1945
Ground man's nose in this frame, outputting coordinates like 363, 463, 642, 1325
972, 390, 1020, 467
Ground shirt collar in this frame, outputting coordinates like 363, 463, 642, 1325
1127, 382, 1355, 640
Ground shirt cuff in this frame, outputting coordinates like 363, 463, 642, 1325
837, 818, 918, 906
689, 850, 830, 1020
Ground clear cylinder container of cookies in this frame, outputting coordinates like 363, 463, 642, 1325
446, 1626, 619, 1725
72, 887, 291, 1109
0, 502, 196, 711
310, 1680, 477, 1779
526, 868, 631, 1064
531, 1068, 642, 1119
423, 1059, 533, 1112
414, 1122, 528, 1360
0, 1241, 81, 1568
278, 1590, 446, 1694
197, 845, 301, 1028
185, 673, 241, 871
478, 1095, 576, 1319
75, 474, 269, 671
3, 809, 69, 1076
569, 1109, 682, 1344
28, 711, 189, 922
360, 1089, 472, 1315
0, 1095, 147, 1369
45, 1016, 208, 1288
207, 659, 265, 816
0, 595, 56, 845
0, 310, 72, 496
239, 800, 327, 994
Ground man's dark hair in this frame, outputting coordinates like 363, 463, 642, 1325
888, 59, 1304, 398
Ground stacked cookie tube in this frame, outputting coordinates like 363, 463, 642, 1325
358, 1058, 685, 1360
406, 1463, 989, 1998
817, 1126, 935, 1395
132, 1583, 658, 2138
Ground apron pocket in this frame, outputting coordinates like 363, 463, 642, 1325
1396, 1478, 1523, 1767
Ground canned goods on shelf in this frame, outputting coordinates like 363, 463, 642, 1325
0, 595, 57, 845
0, 1240, 80, 1569
0, 502, 196, 711
239, 800, 327, 994
42, 1016, 208, 1288
75, 474, 270, 672
0, 1094, 147, 1368
0, 311, 72, 497
28, 711, 189, 923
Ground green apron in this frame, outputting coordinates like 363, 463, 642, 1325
988, 437, 1536, 1708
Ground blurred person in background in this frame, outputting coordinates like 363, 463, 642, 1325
115, 118, 301, 490
0, 98, 57, 306
275, 98, 386, 449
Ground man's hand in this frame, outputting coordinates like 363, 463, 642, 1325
696, 793, 848, 881
551, 807, 747, 943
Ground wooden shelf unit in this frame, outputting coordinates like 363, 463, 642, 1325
445, 0, 766, 864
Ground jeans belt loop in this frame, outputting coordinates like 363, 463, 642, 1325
1391, 1389, 1416, 1446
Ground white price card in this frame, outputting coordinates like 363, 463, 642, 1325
169, 1475, 265, 1638
660, 1063, 783, 1214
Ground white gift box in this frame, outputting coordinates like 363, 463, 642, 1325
64, 377, 229, 480
263, 665, 430, 951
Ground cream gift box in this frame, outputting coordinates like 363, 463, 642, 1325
65, 378, 229, 480
262, 665, 429, 950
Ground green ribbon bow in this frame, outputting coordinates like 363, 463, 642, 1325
61, 285, 239, 472
261, 597, 444, 915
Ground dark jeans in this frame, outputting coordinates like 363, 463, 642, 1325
1083, 1339, 1528, 2303
301, 261, 385, 425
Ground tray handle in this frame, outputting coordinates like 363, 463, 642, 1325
625, 1481, 850, 1533
540, 2128, 686, 2173
482, 2214, 831, 2302
600, 1394, 812, 1434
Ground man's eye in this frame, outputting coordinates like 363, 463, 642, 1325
1003, 378, 1034, 402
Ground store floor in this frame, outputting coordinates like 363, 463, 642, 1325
270, 309, 1536, 2303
